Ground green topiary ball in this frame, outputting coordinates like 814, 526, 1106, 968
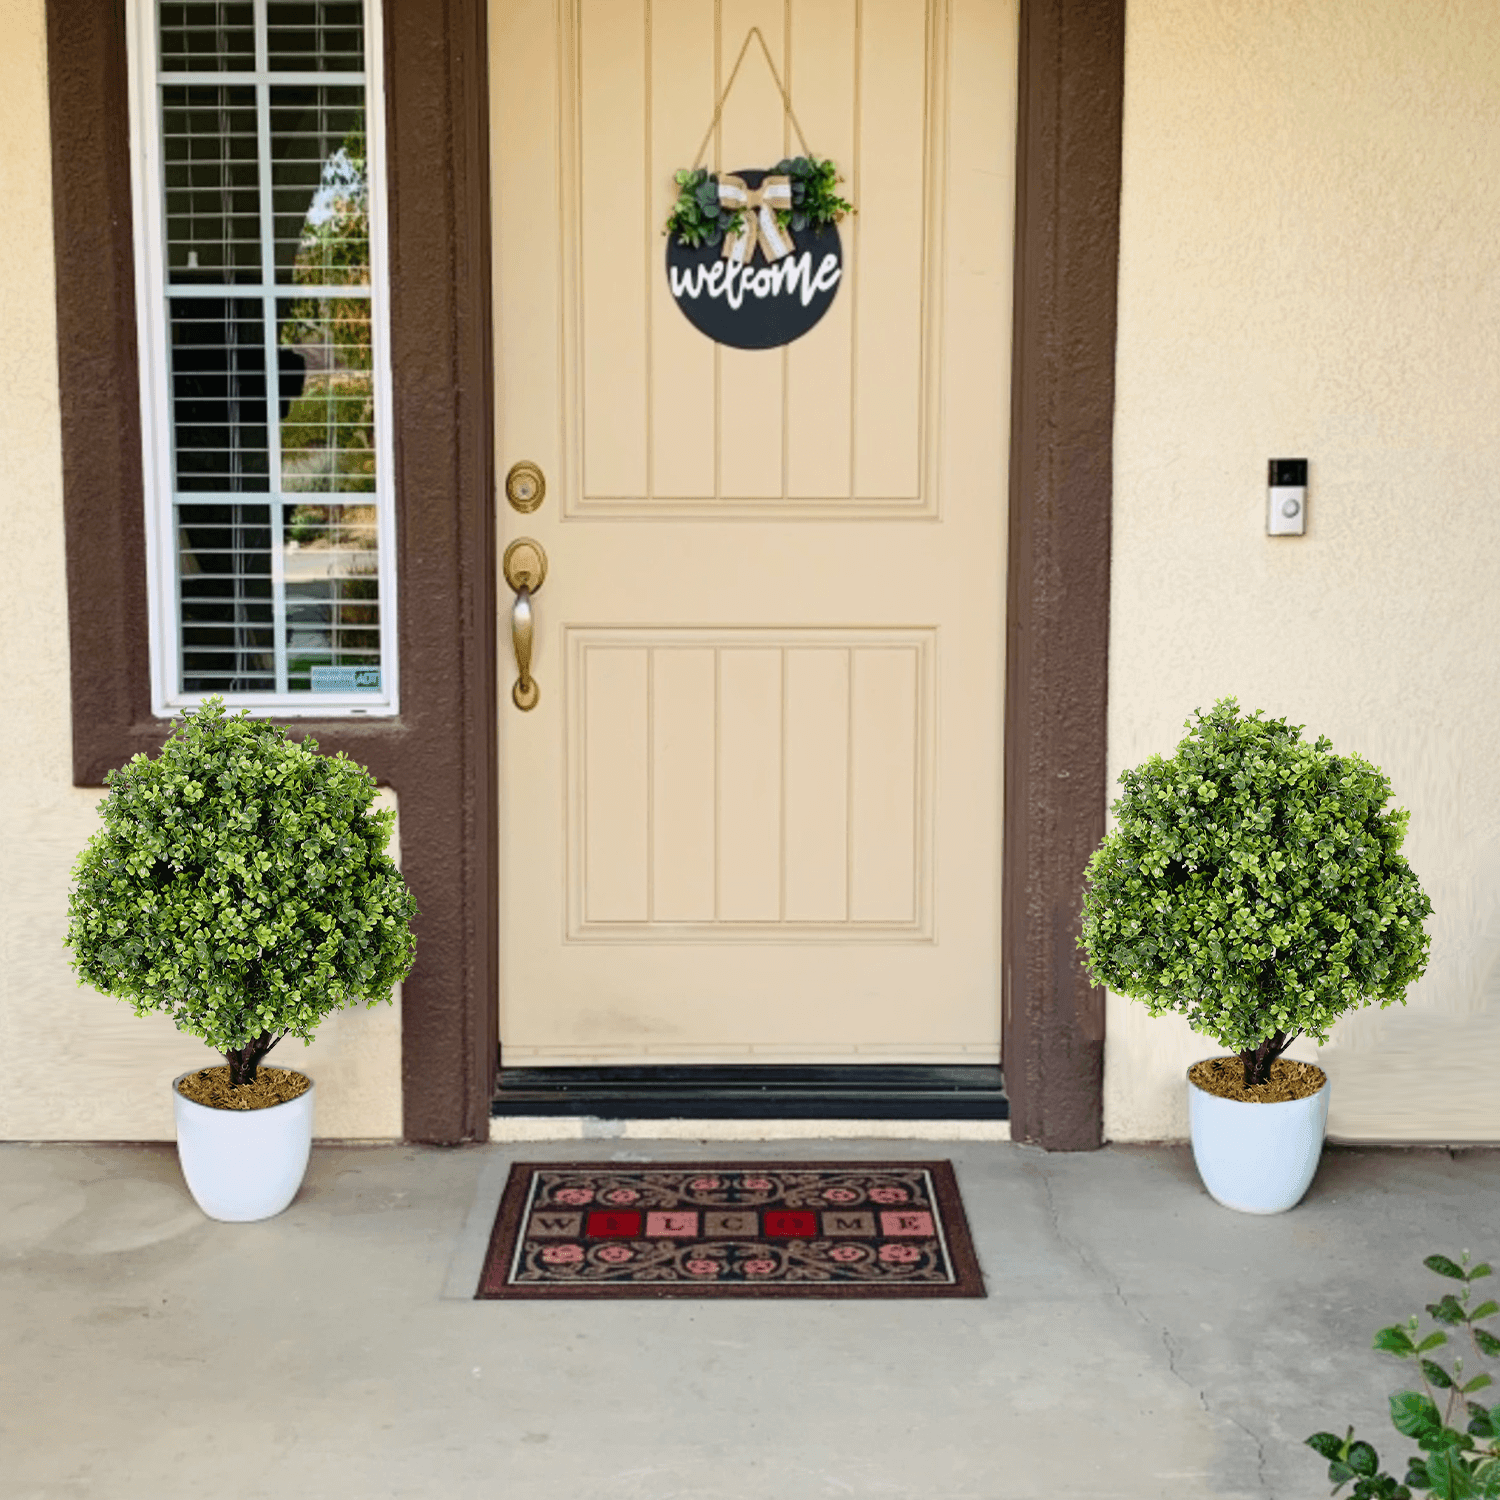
64, 696, 417, 1078
1079, 698, 1432, 1070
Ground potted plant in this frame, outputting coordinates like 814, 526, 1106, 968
64, 696, 417, 1222
1078, 698, 1432, 1213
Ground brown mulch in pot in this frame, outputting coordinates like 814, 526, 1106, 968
176, 1066, 311, 1111
1189, 1056, 1326, 1103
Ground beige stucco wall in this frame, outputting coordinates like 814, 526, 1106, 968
1106, 0, 1500, 1142
0, 0, 402, 1142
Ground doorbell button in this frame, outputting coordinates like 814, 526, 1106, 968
1268, 458, 1307, 536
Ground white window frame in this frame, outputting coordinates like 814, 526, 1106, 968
126, 0, 400, 718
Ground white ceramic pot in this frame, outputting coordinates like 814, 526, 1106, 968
1187, 1063, 1330, 1214
172, 1070, 315, 1222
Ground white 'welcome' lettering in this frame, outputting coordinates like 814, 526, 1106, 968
670, 249, 842, 312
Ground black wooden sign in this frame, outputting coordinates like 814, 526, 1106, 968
666, 169, 843, 350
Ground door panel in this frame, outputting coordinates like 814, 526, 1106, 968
493, 0, 1016, 1065
565, 628, 931, 938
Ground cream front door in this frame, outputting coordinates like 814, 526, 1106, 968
491, 0, 1016, 1066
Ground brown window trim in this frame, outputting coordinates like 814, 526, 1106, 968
47, 0, 498, 1144
47, 0, 1120, 1148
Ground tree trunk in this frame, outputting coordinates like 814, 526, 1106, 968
1240, 1029, 1295, 1088
224, 1030, 282, 1087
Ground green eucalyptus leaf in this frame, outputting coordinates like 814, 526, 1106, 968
1476, 1330, 1500, 1357
1470, 1302, 1499, 1323
1348, 1442, 1381, 1477
1310, 1432, 1351, 1461
1425, 1360, 1457, 1390
1463, 1375, 1496, 1396
1431, 1297, 1469, 1327
1428, 1256, 1469, 1281
1423, 1450, 1479, 1498
1392, 1392, 1444, 1441
1378, 1327, 1419, 1356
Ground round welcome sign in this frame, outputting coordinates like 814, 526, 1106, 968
666, 169, 843, 350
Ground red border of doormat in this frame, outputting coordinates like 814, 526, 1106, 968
474, 1160, 986, 1299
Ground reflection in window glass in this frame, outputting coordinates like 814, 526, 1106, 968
278, 298, 374, 493
270, 87, 368, 283
282, 503, 381, 692
153, 0, 387, 703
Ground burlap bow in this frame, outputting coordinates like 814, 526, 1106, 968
717, 174, 795, 266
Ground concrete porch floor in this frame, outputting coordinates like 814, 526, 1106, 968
5, 1137, 1498, 1500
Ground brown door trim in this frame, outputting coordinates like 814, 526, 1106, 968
47, 0, 1121, 1147
46, 0, 498, 1143
1001, 0, 1124, 1149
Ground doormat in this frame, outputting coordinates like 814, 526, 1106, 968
475, 1161, 984, 1298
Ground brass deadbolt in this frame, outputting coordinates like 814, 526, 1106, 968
504, 461, 546, 513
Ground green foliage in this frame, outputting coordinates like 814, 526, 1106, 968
770, 154, 853, 233
665, 167, 745, 250
279, 378, 376, 492
664, 158, 852, 249
1308, 1251, 1500, 1498
63, 697, 417, 1065
280, 127, 371, 372
1077, 698, 1432, 1059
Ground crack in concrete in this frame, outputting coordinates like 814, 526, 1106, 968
1031, 1159, 1275, 1498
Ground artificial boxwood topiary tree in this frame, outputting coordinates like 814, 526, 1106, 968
65, 696, 417, 1088
1078, 698, 1433, 1089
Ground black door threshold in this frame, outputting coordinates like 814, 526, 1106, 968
491, 1064, 1009, 1120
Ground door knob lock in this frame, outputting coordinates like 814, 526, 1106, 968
503, 538, 548, 710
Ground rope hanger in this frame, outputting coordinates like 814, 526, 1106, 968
690, 26, 814, 171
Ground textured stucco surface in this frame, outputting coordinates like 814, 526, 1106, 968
12, 0, 1500, 1145
1106, 0, 1500, 1141
0, 0, 402, 1141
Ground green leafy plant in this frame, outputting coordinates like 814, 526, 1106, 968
64, 696, 417, 1087
1308, 1250, 1500, 1498
769, 154, 852, 233
1078, 698, 1432, 1087
665, 167, 745, 249
664, 157, 852, 249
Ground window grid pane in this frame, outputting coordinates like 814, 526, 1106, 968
271, 86, 369, 284
267, 2, 365, 72
153, 0, 387, 704
160, 2, 256, 71
177, 500, 276, 691
162, 86, 263, 282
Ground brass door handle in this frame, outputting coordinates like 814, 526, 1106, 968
503, 538, 547, 710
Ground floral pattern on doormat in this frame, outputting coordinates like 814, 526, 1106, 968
475, 1161, 984, 1298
